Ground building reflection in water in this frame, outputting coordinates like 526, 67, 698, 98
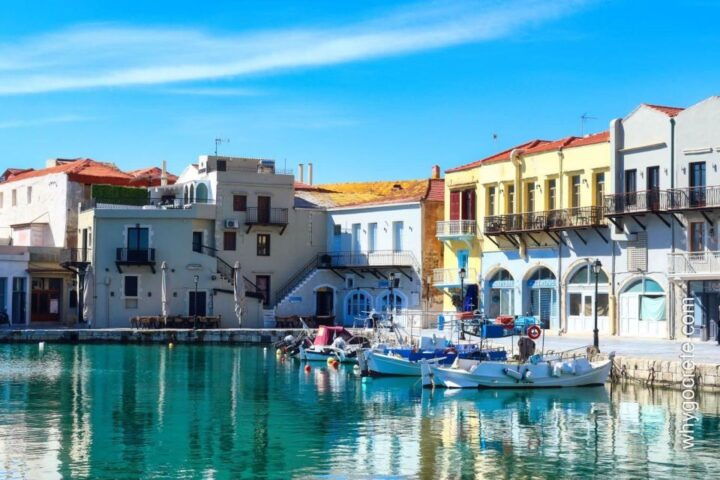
0, 344, 719, 479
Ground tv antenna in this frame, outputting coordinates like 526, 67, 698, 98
214, 138, 230, 156
580, 113, 597, 136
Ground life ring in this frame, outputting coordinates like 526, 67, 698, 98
527, 325, 542, 340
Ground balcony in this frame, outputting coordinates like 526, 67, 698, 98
116, 248, 156, 273
484, 207, 605, 235
436, 220, 478, 240
244, 207, 289, 233
667, 186, 720, 212
318, 250, 419, 269
668, 251, 720, 279
604, 190, 670, 216
432, 267, 477, 288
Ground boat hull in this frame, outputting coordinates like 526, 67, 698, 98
367, 352, 423, 377
299, 346, 358, 364
423, 359, 612, 389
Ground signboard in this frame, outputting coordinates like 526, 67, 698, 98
289, 296, 302, 304
49, 299, 59, 314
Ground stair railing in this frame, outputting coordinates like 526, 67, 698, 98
273, 254, 321, 306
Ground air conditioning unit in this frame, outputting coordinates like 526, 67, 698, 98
225, 219, 239, 229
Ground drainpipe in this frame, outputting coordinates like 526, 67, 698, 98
669, 117, 676, 340
510, 149, 526, 259
557, 148, 565, 333
608, 118, 621, 336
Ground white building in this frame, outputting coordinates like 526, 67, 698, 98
276, 174, 444, 326
0, 158, 170, 326
79, 156, 326, 328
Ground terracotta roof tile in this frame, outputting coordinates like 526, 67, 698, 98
297, 177, 442, 208
127, 166, 178, 186
644, 103, 684, 117
447, 131, 609, 173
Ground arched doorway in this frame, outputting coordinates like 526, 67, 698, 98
526, 267, 556, 329
344, 291, 372, 326
195, 183, 209, 203
619, 278, 666, 337
566, 264, 609, 333
488, 269, 514, 318
377, 291, 405, 313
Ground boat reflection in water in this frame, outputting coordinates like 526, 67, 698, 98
1, 344, 719, 479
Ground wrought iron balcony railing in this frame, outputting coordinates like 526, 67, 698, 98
668, 251, 720, 277
604, 190, 669, 215
666, 186, 720, 211
244, 207, 289, 225
484, 206, 604, 234
432, 267, 477, 287
116, 248, 156, 264
436, 220, 478, 238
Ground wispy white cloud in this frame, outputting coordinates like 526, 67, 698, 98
0, 114, 92, 129
159, 86, 262, 97
0, 0, 587, 95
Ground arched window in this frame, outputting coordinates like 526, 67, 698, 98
527, 267, 556, 328
569, 265, 608, 285
529, 267, 556, 281
378, 292, 404, 313
488, 269, 514, 317
346, 292, 372, 322
624, 278, 663, 294
195, 183, 209, 203
620, 277, 666, 327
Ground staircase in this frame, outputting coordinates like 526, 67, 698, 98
273, 254, 321, 307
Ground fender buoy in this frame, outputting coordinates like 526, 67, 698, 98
527, 325, 542, 340
304, 365, 311, 373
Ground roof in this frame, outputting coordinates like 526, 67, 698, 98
1, 158, 176, 187
447, 131, 609, 173
127, 167, 178, 186
643, 103, 684, 117
296, 177, 444, 209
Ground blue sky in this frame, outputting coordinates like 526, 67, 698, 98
1, 0, 719, 183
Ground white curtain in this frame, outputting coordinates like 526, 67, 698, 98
640, 295, 666, 321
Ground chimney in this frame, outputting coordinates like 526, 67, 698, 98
431, 165, 441, 179
308, 162, 313, 185
160, 160, 168, 186
298, 163, 304, 184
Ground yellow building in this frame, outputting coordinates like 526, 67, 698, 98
435, 132, 614, 333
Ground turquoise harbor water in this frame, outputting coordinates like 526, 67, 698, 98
0, 345, 719, 479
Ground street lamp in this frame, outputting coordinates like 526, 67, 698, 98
388, 272, 397, 318
193, 274, 199, 330
458, 268, 467, 312
592, 259, 602, 350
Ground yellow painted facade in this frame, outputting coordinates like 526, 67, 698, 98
438, 134, 611, 311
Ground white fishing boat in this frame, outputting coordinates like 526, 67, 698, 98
298, 325, 368, 364
421, 348, 613, 389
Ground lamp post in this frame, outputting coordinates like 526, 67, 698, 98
388, 272, 396, 319
592, 259, 602, 350
459, 268, 467, 312
193, 274, 199, 330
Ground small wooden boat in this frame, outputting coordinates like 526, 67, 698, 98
421, 348, 613, 389
298, 325, 368, 364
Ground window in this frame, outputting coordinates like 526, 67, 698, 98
217, 160, 227, 172
646, 166, 660, 190
188, 291, 207, 316
461, 189, 476, 220
569, 293, 582, 316
526, 182, 535, 212
594, 172, 605, 207
11, 278, 26, 324
689, 162, 706, 207
690, 222, 705, 252
351, 224, 361, 252
233, 194, 247, 212
257, 233, 271, 256
379, 293, 404, 313
11, 189, 17, 207
547, 179, 557, 210
487, 186, 496, 216
569, 265, 608, 284
346, 292, 371, 321
223, 231, 236, 251
625, 169, 637, 206
192, 231, 203, 253
583, 295, 593, 316
571, 175, 581, 208
256, 275, 271, 306
333, 224, 342, 236
596, 293, 609, 316
124, 276, 138, 297
368, 223, 377, 252
26, 187, 32, 204
449, 191, 460, 220
506, 184, 515, 214
127, 226, 150, 262
392, 221, 404, 251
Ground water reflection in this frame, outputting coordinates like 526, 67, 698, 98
0, 344, 718, 479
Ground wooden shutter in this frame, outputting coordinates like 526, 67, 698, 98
450, 191, 460, 220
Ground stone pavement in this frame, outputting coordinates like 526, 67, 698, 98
491, 333, 720, 365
